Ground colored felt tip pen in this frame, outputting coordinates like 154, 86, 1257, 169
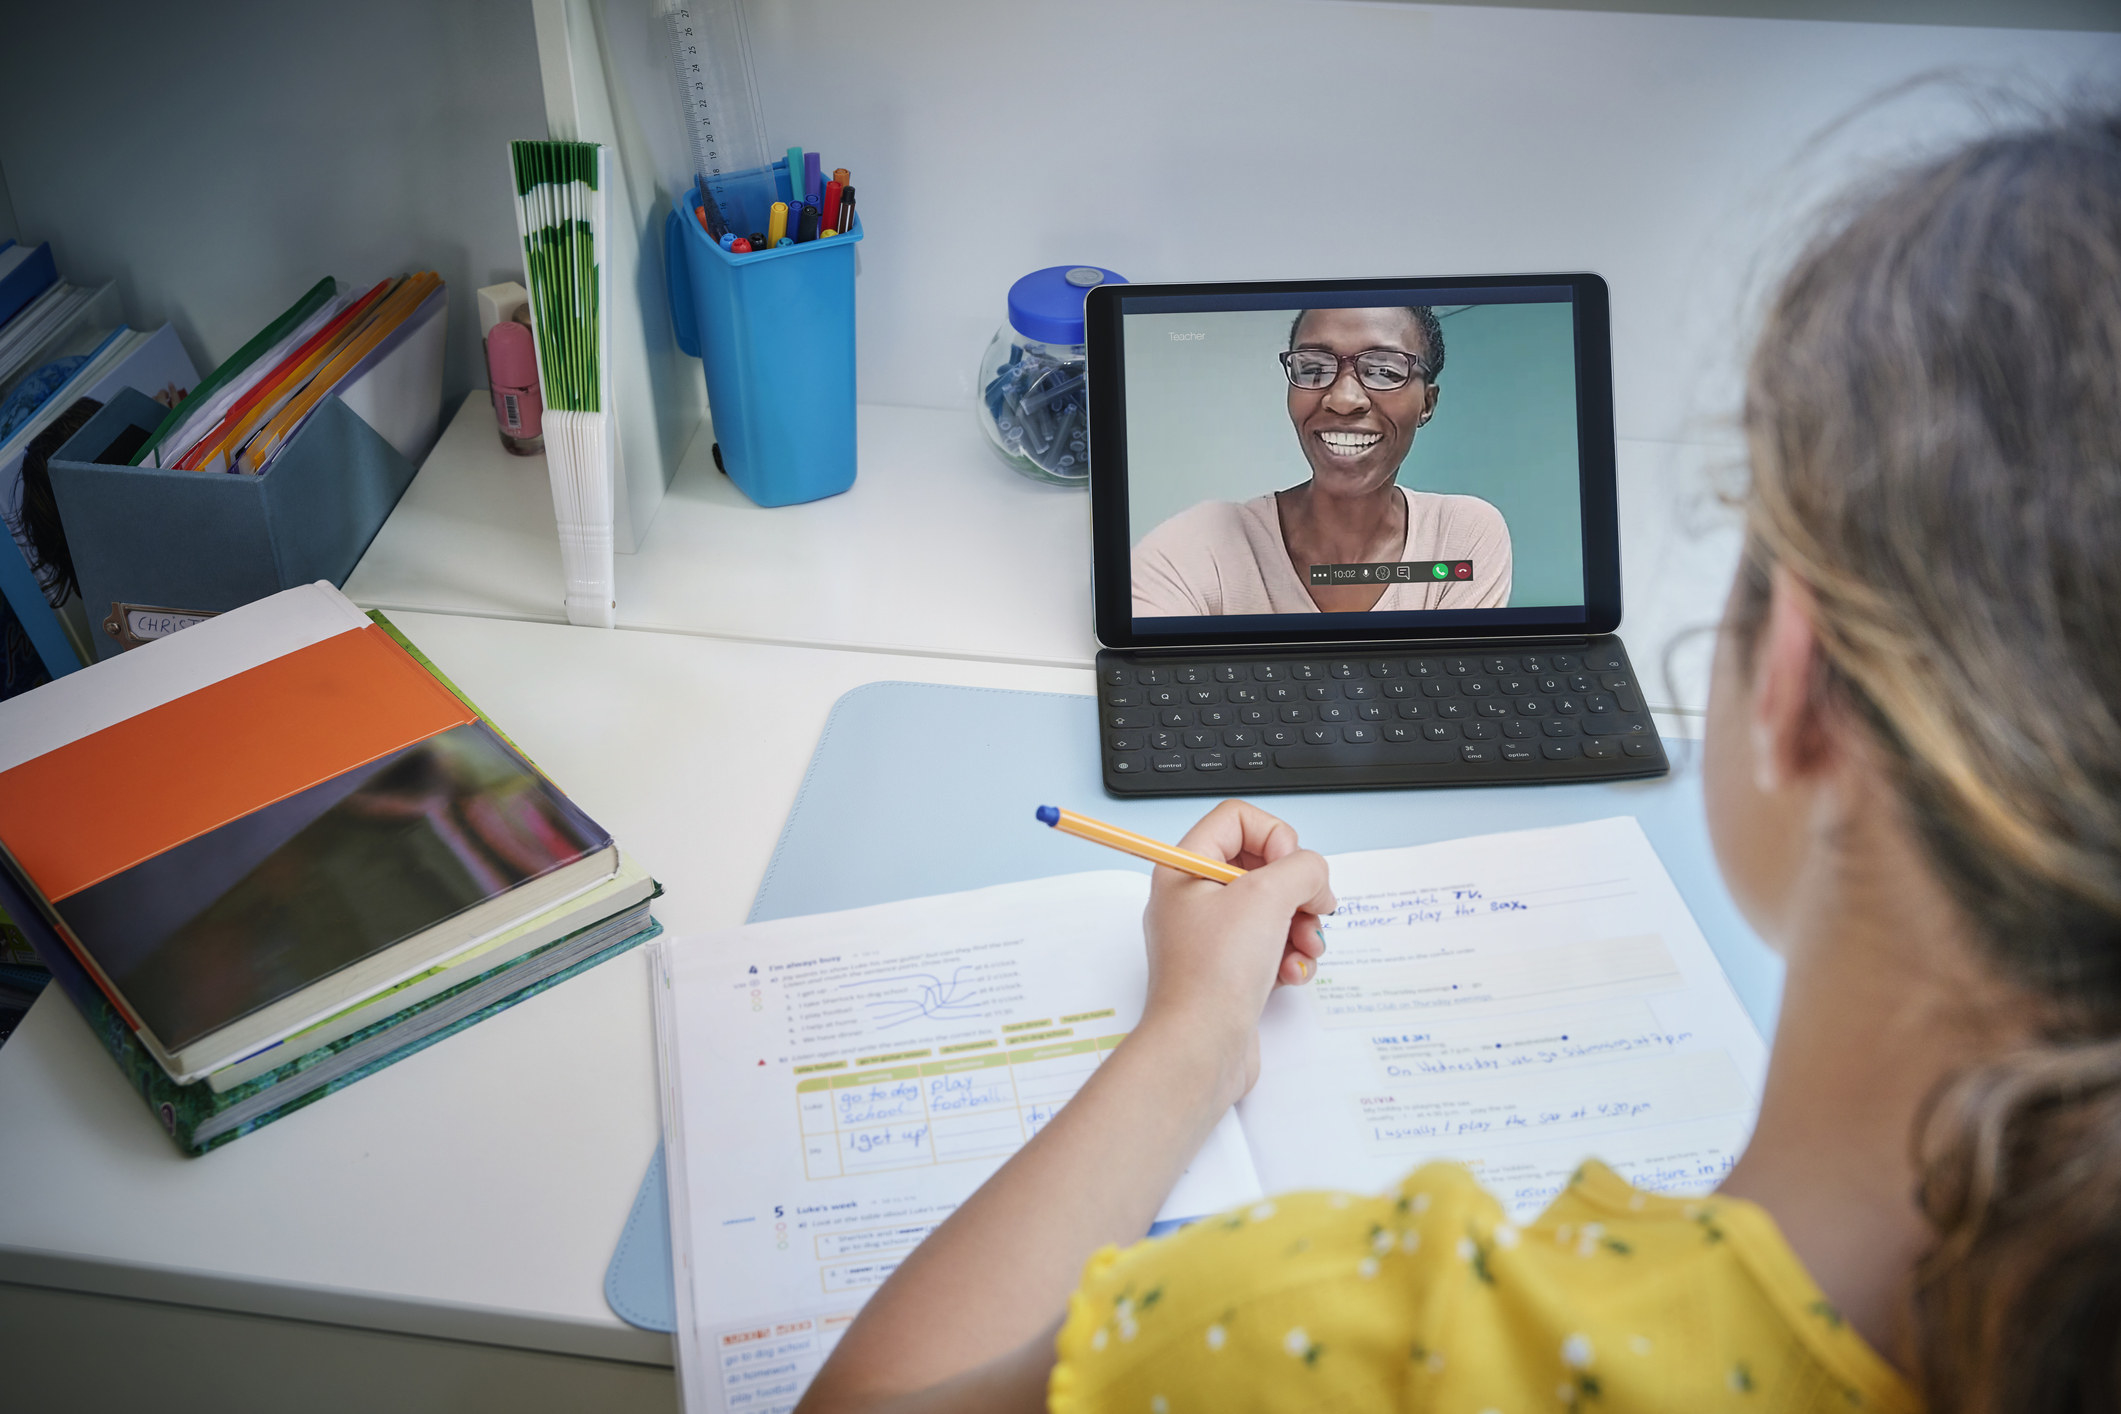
803, 151, 822, 205
835, 186, 856, 232
820, 228, 836, 239
1035, 806, 1246, 884
767, 201, 789, 247
822, 178, 842, 231
749, 232, 767, 252
833, 166, 850, 187
775, 237, 795, 248
719, 232, 738, 252
784, 147, 804, 201
695, 206, 710, 233
730, 237, 752, 253
695, 183, 729, 239
796, 202, 819, 242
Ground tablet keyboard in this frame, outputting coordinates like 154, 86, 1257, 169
1096, 636, 1668, 795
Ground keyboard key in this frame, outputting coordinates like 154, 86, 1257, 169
1103, 666, 1128, 686
1437, 702, 1468, 719
1107, 709, 1154, 730
1240, 706, 1271, 725
1585, 693, 1613, 714
1543, 719, 1578, 737
1570, 674, 1594, 693
1110, 732, 1145, 752
1485, 657, 1511, 675
1214, 664, 1242, 683
1385, 725, 1418, 742
1587, 650, 1624, 671
1151, 730, 1179, 750
1303, 727, 1332, 745
1188, 687, 1221, 704
1304, 683, 1333, 701
1408, 658, 1441, 677
1600, 672, 1632, 692
1623, 739, 1658, 757
1515, 697, 1545, 715
1111, 753, 1146, 774
1104, 688, 1143, 706
1395, 701, 1430, 719
1184, 729, 1216, 749
1446, 657, 1476, 675
1614, 686, 1643, 713
1290, 663, 1323, 681
1553, 697, 1581, 715
1581, 739, 1619, 761
1538, 675, 1564, 693
1498, 676, 1532, 696
1152, 751, 1186, 772
1264, 727, 1298, 746
1359, 702, 1386, 720
1266, 684, 1298, 703
1503, 720, 1537, 739
1342, 724, 1376, 744
1463, 721, 1496, 739
1421, 680, 1452, 697
1252, 664, 1281, 681
1478, 701, 1509, 717
1519, 656, 1545, 673
1620, 717, 1651, 735
1192, 750, 1228, 770
1137, 667, 1166, 685
1343, 682, 1374, 700
1460, 743, 1495, 763
1201, 707, 1234, 726
1330, 661, 1360, 678
1550, 653, 1577, 670
1222, 728, 1257, 748
1278, 705, 1312, 723
1540, 740, 1576, 760
1235, 748, 1269, 770
1501, 742, 1536, 762
1367, 660, 1399, 677
1174, 665, 1205, 685
1319, 704, 1351, 723
1424, 724, 1452, 741
1230, 684, 1260, 703
1382, 681, 1414, 698
1160, 708, 1194, 727
1149, 687, 1181, 707
1461, 678, 1493, 696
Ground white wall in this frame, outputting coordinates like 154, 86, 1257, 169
725, 0, 2120, 445
0, 0, 549, 416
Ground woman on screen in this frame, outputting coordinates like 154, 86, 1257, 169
1130, 304, 1513, 617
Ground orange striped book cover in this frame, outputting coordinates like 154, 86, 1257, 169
0, 583, 617, 1082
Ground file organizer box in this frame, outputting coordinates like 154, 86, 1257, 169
664, 183, 862, 507
44, 388, 417, 659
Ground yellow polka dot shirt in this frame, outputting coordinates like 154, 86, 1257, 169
1048, 1161, 1916, 1413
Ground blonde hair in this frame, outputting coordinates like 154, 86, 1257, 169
1735, 106, 2121, 1411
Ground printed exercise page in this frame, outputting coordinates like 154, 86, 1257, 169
656, 871, 1263, 1414
1242, 816, 1768, 1220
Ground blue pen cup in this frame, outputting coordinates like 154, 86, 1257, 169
665, 185, 862, 507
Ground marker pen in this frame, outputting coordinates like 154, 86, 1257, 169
803, 151, 822, 206
730, 237, 752, 253
796, 202, 820, 242
767, 201, 789, 248
822, 178, 842, 232
834, 186, 855, 233
718, 232, 738, 252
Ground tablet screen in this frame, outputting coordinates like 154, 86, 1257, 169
1087, 276, 1617, 647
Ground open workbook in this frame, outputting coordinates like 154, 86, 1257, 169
652, 816, 1768, 1414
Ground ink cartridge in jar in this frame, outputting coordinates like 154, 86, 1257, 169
976, 265, 1125, 485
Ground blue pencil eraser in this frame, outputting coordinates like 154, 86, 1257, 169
1036, 805, 1060, 826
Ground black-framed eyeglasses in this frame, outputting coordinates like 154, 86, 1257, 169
1279, 347, 1430, 392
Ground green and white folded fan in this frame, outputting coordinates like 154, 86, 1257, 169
511, 139, 616, 629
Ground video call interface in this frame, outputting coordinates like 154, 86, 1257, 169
1119, 287, 1590, 636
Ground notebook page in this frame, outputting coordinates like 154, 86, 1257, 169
655, 871, 1263, 1414
1242, 815, 1768, 1220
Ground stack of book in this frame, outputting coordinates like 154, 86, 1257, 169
0, 582, 659, 1152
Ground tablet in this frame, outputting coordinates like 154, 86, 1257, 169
1085, 273, 1619, 650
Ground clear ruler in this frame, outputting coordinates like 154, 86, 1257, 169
660, 0, 778, 235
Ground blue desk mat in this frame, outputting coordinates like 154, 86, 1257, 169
604, 681, 1782, 1332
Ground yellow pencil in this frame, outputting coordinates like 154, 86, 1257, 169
1035, 805, 1245, 884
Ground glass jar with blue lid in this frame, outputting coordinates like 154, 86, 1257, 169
977, 264, 1126, 485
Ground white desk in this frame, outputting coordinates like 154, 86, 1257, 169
346, 396, 1743, 710
0, 615, 1092, 1406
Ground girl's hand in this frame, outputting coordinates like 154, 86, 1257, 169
1138, 800, 1336, 1105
